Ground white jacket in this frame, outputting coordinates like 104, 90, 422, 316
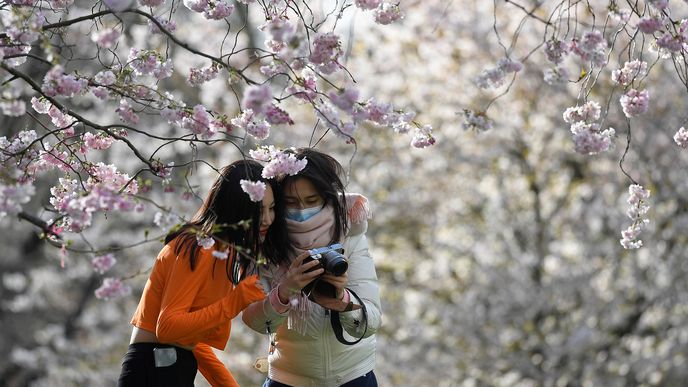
242, 230, 381, 387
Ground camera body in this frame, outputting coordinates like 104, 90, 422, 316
305, 243, 348, 276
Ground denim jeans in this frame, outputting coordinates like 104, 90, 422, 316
263, 371, 378, 387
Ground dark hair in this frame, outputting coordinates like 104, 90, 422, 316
282, 148, 349, 246
165, 160, 289, 282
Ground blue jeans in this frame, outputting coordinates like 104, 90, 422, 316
263, 371, 378, 387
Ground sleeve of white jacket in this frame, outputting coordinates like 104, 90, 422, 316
339, 233, 381, 338
241, 269, 288, 334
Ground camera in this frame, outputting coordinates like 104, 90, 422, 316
304, 243, 347, 276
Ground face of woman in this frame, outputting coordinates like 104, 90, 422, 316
259, 185, 275, 241
283, 177, 324, 209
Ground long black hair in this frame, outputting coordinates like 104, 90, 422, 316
164, 160, 290, 282
282, 148, 349, 246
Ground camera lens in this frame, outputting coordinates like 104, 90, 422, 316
321, 250, 348, 276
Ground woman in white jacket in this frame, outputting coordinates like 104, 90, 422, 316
243, 148, 381, 387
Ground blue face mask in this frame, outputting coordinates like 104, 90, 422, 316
285, 206, 322, 222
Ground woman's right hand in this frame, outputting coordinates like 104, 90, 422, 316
277, 251, 324, 303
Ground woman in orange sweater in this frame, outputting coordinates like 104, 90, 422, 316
117, 160, 290, 386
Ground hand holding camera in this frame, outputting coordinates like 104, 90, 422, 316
277, 251, 324, 304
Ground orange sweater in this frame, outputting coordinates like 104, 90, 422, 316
130, 239, 265, 386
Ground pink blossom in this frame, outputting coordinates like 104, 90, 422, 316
47, 106, 77, 129
620, 184, 651, 249
0, 181, 35, 219
543, 66, 569, 85
212, 249, 230, 260
619, 89, 649, 117
140, 0, 165, 6
498, 58, 523, 73
374, 3, 403, 25
476, 67, 506, 89
246, 119, 271, 140
42, 66, 88, 97
362, 98, 392, 125
116, 99, 140, 125
188, 64, 219, 86
249, 145, 279, 162
94, 70, 117, 86
197, 235, 215, 249
656, 32, 683, 52
1, 100, 26, 117
265, 104, 294, 125
411, 124, 436, 148
242, 84, 273, 114
49, 0, 74, 7
92, 253, 117, 274
181, 105, 214, 139
674, 127, 688, 148
148, 17, 177, 34
262, 151, 308, 179
462, 110, 493, 131
91, 87, 110, 100
260, 17, 296, 49
647, 0, 668, 10
286, 69, 318, 101
94, 277, 131, 300
563, 101, 601, 124
309, 33, 342, 73
637, 17, 664, 34
91, 28, 121, 49
611, 60, 647, 86
31, 97, 51, 114
82, 132, 115, 151
570, 124, 615, 155
389, 110, 416, 133
154, 59, 174, 80
205, 1, 234, 20
544, 39, 570, 64
329, 88, 359, 112
240, 179, 266, 202
355, 0, 381, 10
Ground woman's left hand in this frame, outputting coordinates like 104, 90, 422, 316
321, 272, 348, 300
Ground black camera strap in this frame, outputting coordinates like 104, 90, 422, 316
330, 288, 368, 345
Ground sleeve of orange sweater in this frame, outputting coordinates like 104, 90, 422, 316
155, 256, 266, 345
193, 343, 239, 387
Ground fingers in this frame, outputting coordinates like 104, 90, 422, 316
291, 251, 311, 267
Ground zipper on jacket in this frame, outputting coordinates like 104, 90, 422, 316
322, 307, 332, 382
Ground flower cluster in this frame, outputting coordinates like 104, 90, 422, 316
655, 19, 688, 53
637, 16, 664, 34
127, 48, 173, 79
148, 16, 177, 34
31, 97, 77, 129
563, 101, 615, 154
91, 28, 121, 49
462, 110, 493, 132
619, 89, 649, 118
309, 33, 342, 74
196, 235, 215, 249
570, 30, 607, 67
611, 60, 648, 86
49, 163, 139, 232
674, 127, 688, 148
620, 184, 651, 249
184, 0, 234, 20
231, 109, 271, 140
240, 179, 267, 202
41, 66, 89, 98
250, 146, 308, 179
188, 64, 219, 86
94, 277, 131, 300
92, 253, 117, 274
411, 125, 436, 149
475, 57, 523, 89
